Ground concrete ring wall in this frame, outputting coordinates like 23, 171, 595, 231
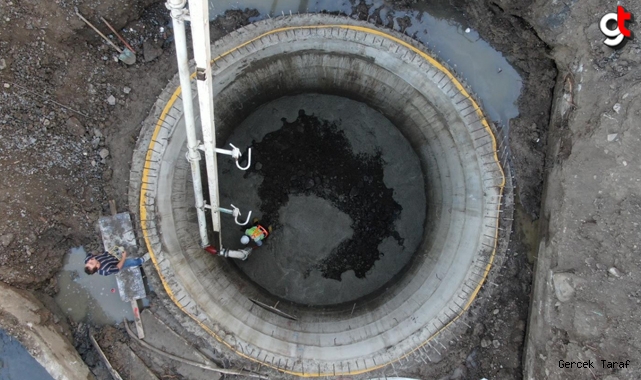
129, 14, 506, 377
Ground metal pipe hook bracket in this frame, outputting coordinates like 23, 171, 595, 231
218, 204, 252, 226
214, 143, 252, 171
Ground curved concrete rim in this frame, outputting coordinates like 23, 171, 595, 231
130, 14, 507, 377
0, 282, 93, 380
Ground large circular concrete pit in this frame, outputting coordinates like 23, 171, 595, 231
130, 14, 506, 377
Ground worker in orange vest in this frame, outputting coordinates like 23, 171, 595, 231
241, 221, 270, 247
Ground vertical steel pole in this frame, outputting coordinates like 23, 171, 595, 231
166, 0, 209, 247
187, 0, 222, 239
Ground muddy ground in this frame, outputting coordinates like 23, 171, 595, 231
1, 0, 638, 379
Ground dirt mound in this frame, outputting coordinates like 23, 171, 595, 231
0, 2, 259, 289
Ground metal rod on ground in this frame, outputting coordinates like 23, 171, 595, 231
188, 0, 223, 238
123, 320, 268, 379
75, 9, 123, 53
166, 0, 209, 248
76, 8, 135, 64
9, 82, 89, 117
100, 17, 136, 53
131, 299, 145, 339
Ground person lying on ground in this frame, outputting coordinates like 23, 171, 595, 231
84, 249, 150, 276
241, 220, 271, 247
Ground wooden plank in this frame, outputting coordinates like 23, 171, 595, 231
131, 299, 145, 339
109, 199, 117, 216
89, 332, 124, 380
98, 212, 146, 301
113, 341, 159, 380
115, 267, 146, 302
99, 213, 137, 253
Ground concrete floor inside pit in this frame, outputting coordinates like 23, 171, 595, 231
218, 93, 427, 306
130, 13, 505, 374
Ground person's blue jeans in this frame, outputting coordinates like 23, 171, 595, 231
121, 258, 143, 269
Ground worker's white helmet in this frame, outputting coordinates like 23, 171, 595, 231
240, 235, 250, 245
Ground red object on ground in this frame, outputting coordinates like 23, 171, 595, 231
203, 245, 218, 255
256, 225, 269, 239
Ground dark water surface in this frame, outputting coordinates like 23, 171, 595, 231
0, 329, 53, 380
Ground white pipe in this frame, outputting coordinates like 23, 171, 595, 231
200, 143, 253, 171
219, 204, 252, 226
166, 0, 209, 248
188, 0, 222, 239
220, 248, 252, 261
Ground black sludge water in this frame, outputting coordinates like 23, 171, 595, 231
220, 94, 426, 306
251, 110, 403, 281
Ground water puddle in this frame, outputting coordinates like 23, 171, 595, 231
210, 0, 353, 18
54, 247, 133, 326
0, 329, 53, 380
208, 0, 522, 128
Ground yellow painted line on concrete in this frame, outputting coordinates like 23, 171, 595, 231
140, 23, 505, 377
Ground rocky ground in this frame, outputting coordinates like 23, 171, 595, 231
1, 0, 638, 379
515, 0, 641, 379
0, 0, 171, 290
